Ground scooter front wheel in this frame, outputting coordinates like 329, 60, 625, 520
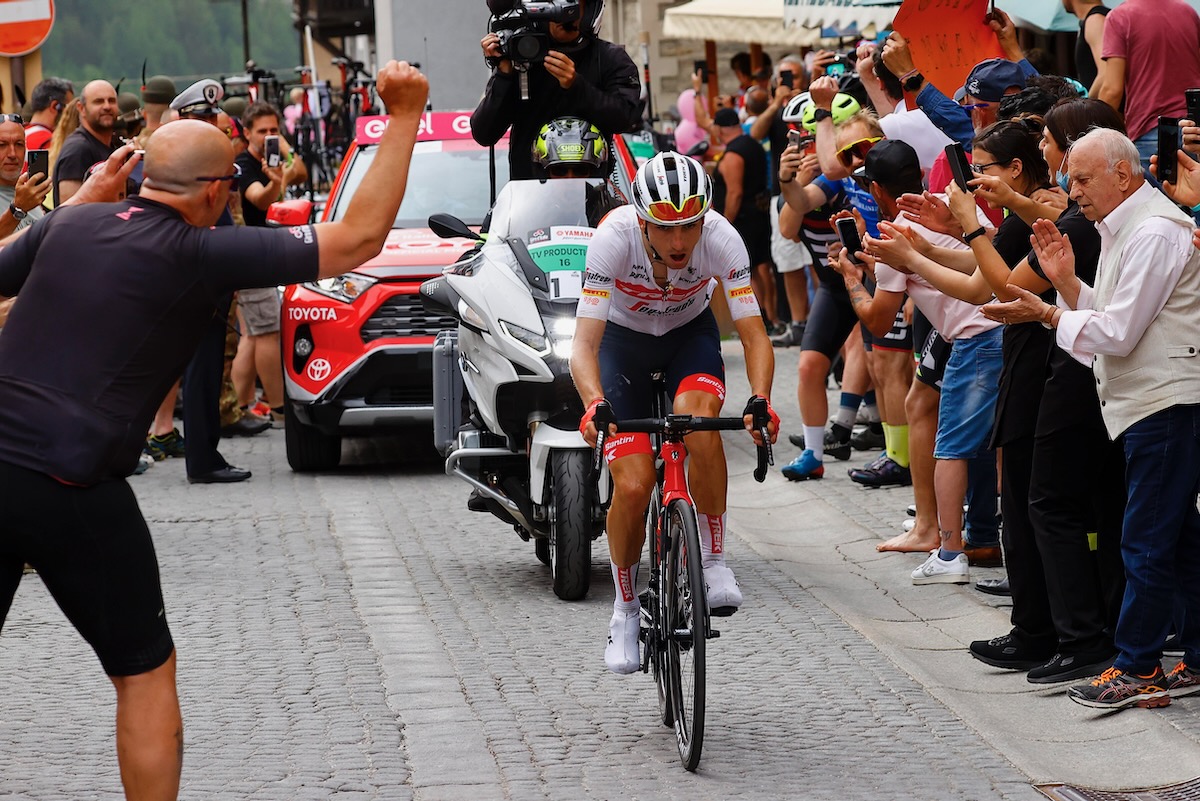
548, 449, 592, 600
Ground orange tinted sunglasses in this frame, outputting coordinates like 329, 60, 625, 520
647, 194, 706, 223
836, 136, 882, 168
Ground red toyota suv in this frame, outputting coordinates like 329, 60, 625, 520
281, 112, 510, 470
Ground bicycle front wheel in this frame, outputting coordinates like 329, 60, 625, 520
664, 498, 706, 771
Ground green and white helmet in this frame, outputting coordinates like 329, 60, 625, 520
800, 93, 861, 132
531, 117, 610, 178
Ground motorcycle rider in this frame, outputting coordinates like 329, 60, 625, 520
571, 151, 779, 674
471, 0, 641, 180
532, 116, 610, 179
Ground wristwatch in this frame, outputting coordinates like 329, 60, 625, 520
811, 108, 833, 124
902, 72, 925, 93
8, 203, 25, 221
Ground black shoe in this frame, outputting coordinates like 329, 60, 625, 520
850, 421, 886, 451
974, 576, 1011, 596
220, 415, 271, 437
770, 322, 806, 348
1027, 648, 1117, 685
970, 633, 1055, 670
1164, 631, 1184, 657
467, 489, 489, 512
188, 466, 252, 484
848, 456, 911, 487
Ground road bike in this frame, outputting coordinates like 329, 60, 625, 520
593, 383, 772, 770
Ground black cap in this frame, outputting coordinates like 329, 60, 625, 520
863, 138, 922, 197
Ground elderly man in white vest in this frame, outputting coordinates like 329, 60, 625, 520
981, 127, 1200, 712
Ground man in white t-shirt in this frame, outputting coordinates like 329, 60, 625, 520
830, 139, 1001, 587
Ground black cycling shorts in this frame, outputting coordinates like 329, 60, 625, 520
799, 284, 859, 360
598, 308, 725, 419
0, 461, 174, 677
915, 325, 952, 392
862, 302, 913, 353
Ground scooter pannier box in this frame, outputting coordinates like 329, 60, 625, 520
433, 330, 463, 456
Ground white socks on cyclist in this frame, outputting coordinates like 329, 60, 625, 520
804, 425, 826, 462
699, 513, 727, 568
607, 561, 641, 674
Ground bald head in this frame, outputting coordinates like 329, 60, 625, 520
78, 80, 118, 138
142, 119, 234, 195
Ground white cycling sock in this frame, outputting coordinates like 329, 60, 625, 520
699, 512, 728, 568
611, 562, 640, 613
804, 425, 826, 462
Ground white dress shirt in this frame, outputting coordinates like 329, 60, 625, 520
1056, 182, 1196, 365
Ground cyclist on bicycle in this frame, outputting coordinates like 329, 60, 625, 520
571, 151, 779, 674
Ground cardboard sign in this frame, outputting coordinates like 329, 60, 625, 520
892, 0, 1005, 98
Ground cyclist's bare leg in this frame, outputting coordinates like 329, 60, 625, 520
110, 650, 183, 801
674, 389, 726, 516
879, 379, 939, 552
605, 452, 656, 568
797, 350, 832, 428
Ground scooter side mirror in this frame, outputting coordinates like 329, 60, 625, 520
429, 213, 483, 242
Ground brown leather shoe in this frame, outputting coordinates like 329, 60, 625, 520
963, 545, 1003, 567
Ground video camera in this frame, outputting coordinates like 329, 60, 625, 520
487, 0, 582, 68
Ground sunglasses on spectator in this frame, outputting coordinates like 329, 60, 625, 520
0, 114, 23, 125
836, 136, 881, 168
195, 163, 243, 185
647, 194, 706, 224
970, 159, 1010, 174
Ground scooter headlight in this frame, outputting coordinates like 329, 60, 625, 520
547, 317, 575, 360
499, 319, 550, 356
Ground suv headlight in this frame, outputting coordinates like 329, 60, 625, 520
499, 319, 550, 356
305, 273, 378, 303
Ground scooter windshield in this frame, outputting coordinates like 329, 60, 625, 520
483, 178, 623, 300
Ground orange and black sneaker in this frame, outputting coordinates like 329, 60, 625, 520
1165, 661, 1200, 698
1067, 666, 1170, 710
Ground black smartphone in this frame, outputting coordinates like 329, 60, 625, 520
787, 129, 802, 150
780, 69, 794, 89
264, 134, 281, 168
1187, 89, 1200, 124
1158, 116, 1181, 184
826, 57, 847, 78
25, 149, 48, 180
693, 59, 708, 84
945, 142, 973, 193
835, 217, 864, 264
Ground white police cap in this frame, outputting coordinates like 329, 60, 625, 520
170, 79, 224, 115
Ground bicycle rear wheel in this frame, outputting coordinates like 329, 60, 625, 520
664, 498, 706, 771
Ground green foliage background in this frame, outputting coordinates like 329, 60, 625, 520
41, 0, 301, 89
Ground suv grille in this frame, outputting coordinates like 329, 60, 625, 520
361, 292, 457, 342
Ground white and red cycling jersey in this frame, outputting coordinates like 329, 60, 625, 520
577, 206, 761, 336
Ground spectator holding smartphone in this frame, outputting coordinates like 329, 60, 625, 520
0, 116, 48, 237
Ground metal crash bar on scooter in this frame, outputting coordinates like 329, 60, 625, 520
444, 446, 536, 532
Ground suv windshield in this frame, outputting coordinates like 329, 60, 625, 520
330, 141, 510, 228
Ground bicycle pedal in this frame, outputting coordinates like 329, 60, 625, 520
709, 605, 738, 618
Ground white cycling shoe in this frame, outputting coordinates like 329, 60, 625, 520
703, 564, 743, 614
605, 609, 641, 675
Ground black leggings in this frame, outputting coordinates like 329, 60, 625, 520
0, 461, 174, 676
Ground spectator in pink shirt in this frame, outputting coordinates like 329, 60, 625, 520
1098, 0, 1200, 168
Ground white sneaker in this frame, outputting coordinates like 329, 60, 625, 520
911, 549, 969, 585
605, 610, 640, 674
703, 564, 743, 611
902, 518, 916, 533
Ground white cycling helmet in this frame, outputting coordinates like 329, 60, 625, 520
630, 150, 713, 226
782, 91, 812, 125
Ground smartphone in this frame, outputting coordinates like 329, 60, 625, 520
835, 217, 864, 264
693, 59, 708, 84
25, 149, 48, 180
1158, 116, 1181, 184
787, 129, 802, 150
780, 69, 794, 89
264, 134, 282, 169
826, 56, 848, 78
945, 142, 973, 193
1187, 89, 1200, 124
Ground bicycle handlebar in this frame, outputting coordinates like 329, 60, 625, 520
592, 411, 773, 484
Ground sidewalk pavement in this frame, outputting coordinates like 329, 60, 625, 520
723, 340, 1200, 793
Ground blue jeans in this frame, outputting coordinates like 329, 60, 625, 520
1133, 127, 1157, 175
1113, 404, 1200, 673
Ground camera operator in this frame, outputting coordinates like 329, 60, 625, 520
471, 0, 641, 180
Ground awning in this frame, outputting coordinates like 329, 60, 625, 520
663, 0, 821, 47
1000, 0, 1200, 34
783, 0, 898, 33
